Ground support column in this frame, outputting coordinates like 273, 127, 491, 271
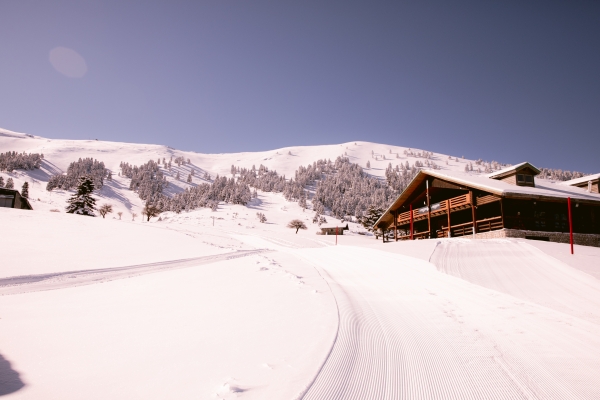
446, 202, 451, 238
410, 204, 414, 240
394, 211, 398, 241
470, 191, 477, 235
500, 198, 505, 229
426, 180, 431, 238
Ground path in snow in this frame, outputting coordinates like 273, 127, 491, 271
296, 246, 600, 400
0, 249, 271, 295
429, 239, 600, 324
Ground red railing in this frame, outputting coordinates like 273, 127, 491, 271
397, 193, 471, 225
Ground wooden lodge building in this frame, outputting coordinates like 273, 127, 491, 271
373, 162, 600, 247
320, 224, 349, 235
0, 188, 33, 210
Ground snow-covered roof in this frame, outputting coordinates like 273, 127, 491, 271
374, 168, 600, 229
426, 169, 600, 201
561, 173, 600, 186
486, 162, 540, 179
320, 224, 349, 230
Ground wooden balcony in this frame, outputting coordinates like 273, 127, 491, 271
476, 216, 503, 232
396, 193, 472, 225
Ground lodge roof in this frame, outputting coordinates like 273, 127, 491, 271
561, 173, 600, 186
486, 161, 541, 179
373, 168, 600, 230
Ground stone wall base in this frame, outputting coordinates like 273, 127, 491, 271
467, 229, 600, 247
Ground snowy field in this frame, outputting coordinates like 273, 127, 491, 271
2, 128, 600, 398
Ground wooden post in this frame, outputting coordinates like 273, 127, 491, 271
500, 198, 505, 228
470, 191, 477, 235
426, 180, 431, 238
410, 204, 414, 240
446, 201, 451, 238
568, 197, 574, 254
394, 211, 398, 241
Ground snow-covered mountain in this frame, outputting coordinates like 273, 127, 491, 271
0, 126, 483, 216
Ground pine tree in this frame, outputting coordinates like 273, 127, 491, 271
187, 174, 192, 183
21, 182, 29, 198
359, 206, 384, 233
0, 176, 4, 187
5, 178, 14, 189
65, 176, 97, 216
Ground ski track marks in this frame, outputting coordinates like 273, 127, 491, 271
430, 239, 600, 324
0, 249, 271, 295
296, 246, 600, 400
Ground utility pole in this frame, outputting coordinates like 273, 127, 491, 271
568, 197, 574, 254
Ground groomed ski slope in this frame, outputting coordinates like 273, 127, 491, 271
293, 245, 600, 399
2, 201, 600, 398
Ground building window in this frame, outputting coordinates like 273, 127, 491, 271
516, 174, 525, 183
0, 195, 14, 208
524, 175, 534, 183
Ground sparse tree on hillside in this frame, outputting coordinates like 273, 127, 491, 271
117, 211, 123, 220
132, 212, 138, 221
5, 177, 14, 189
65, 176, 97, 216
142, 202, 161, 221
287, 219, 307, 234
187, 174, 192, 183
98, 204, 113, 218
256, 212, 267, 223
366, 161, 370, 168
176, 171, 180, 180
21, 182, 29, 198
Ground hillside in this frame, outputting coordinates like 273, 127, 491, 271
0, 126, 491, 218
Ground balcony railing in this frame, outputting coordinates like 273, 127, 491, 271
397, 193, 472, 225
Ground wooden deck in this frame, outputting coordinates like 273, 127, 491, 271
396, 193, 472, 225
393, 194, 504, 240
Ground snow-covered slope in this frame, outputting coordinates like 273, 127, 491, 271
0, 126, 480, 216
4, 127, 600, 399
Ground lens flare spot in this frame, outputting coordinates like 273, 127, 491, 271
49, 47, 88, 78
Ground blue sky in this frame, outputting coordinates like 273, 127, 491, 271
1, 1, 598, 172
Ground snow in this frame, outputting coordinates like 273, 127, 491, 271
2, 128, 600, 398
486, 161, 540, 178
561, 172, 600, 186
425, 168, 600, 202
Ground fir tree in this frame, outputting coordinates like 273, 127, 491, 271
65, 176, 97, 216
0, 176, 4, 187
5, 178, 14, 189
359, 206, 384, 233
21, 182, 29, 198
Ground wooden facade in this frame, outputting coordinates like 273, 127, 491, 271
0, 188, 33, 210
320, 224, 349, 235
374, 168, 600, 242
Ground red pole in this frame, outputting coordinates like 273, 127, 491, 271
568, 197, 574, 254
336, 226, 338, 245
410, 204, 414, 240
